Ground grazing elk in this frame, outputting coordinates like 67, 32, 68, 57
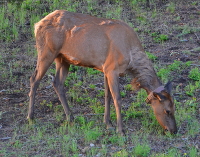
28, 10, 177, 135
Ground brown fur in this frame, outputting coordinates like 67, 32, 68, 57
28, 10, 177, 135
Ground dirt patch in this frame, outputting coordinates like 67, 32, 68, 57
0, 0, 199, 156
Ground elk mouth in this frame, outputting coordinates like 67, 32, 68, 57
164, 127, 177, 134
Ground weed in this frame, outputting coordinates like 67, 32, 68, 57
120, 91, 126, 98
40, 100, 53, 110
177, 24, 195, 37
136, 89, 147, 102
187, 81, 199, 98
151, 9, 158, 18
1, 0, 200, 156
167, 148, 181, 157
13, 140, 23, 148
90, 100, 104, 114
124, 84, 132, 91
84, 127, 102, 143
188, 67, 200, 81
124, 107, 143, 120
146, 51, 158, 62
97, 90, 104, 97
186, 119, 199, 137
74, 81, 83, 87
70, 139, 78, 153
151, 32, 169, 43
185, 61, 192, 67
49, 68, 56, 75
112, 149, 129, 157
151, 148, 181, 157
108, 135, 119, 144
155, 34, 168, 43
166, 2, 176, 13
87, 67, 100, 75
189, 147, 198, 157
133, 144, 151, 157
89, 84, 96, 89
168, 60, 181, 71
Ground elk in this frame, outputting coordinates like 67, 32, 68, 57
28, 10, 177, 135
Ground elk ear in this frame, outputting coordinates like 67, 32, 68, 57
131, 78, 141, 91
164, 81, 172, 94
153, 92, 163, 101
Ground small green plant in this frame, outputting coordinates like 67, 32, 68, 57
192, 47, 200, 52
97, 90, 104, 97
70, 139, 78, 153
155, 34, 168, 43
146, 51, 158, 62
168, 60, 181, 71
177, 24, 194, 37
74, 81, 83, 87
134, 144, 151, 157
90, 100, 104, 114
189, 147, 198, 157
124, 84, 132, 91
188, 67, 200, 81
120, 91, 126, 98
87, 67, 101, 75
166, 148, 181, 157
89, 84, 96, 89
40, 100, 53, 110
40, 100, 47, 106
124, 108, 143, 120
166, 2, 176, 13
157, 68, 170, 82
84, 127, 102, 143
112, 149, 129, 157
184, 82, 200, 96
13, 140, 23, 148
151, 32, 168, 43
108, 135, 119, 144
187, 119, 199, 137
136, 89, 147, 102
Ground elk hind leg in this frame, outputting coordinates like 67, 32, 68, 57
53, 57, 74, 122
28, 51, 55, 120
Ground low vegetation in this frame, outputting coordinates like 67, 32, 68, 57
0, 0, 199, 156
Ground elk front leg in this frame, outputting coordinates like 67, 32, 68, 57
104, 75, 113, 129
106, 72, 124, 135
53, 57, 74, 122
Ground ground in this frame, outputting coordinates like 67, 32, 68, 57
0, 0, 199, 156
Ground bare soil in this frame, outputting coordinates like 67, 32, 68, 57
0, 0, 199, 156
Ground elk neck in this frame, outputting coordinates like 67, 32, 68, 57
127, 49, 162, 94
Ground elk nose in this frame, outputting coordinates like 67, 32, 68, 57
165, 128, 177, 134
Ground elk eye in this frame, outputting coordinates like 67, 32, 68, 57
164, 110, 171, 115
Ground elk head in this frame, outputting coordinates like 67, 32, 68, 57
146, 82, 177, 134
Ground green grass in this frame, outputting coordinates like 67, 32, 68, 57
151, 32, 169, 43
188, 67, 200, 81
0, 0, 199, 156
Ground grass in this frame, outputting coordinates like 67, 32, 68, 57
151, 32, 169, 43
0, 0, 200, 156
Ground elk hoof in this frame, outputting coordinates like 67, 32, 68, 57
27, 114, 34, 120
116, 129, 126, 136
66, 114, 74, 123
27, 117, 35, 124
105, 120, 113, 128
